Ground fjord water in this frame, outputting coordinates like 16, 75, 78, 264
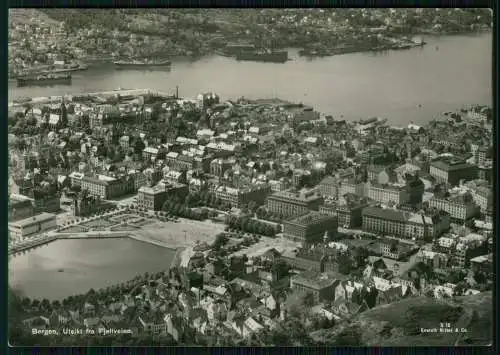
9, 34, 492, 125
9, 238, 175, 300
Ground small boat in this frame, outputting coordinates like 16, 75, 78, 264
114, 59, 172, 69
17, 73, 72, 87
57, 268, 64, 272
236, 49, 288, 63
436, 46, 439, 50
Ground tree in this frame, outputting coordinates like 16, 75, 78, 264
134, 139, 146, 155
41, 298, 51, 311
212, 233, 228, 250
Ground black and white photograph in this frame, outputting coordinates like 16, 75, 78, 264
8, 8, 494, 347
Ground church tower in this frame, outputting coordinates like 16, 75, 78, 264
60, 98, 68, 127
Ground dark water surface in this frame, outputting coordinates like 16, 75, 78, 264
9, 238, 175, 300
9, 34, 492, 125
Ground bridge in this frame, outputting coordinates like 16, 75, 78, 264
9, 230, 176, 256
9, 234, 58, 256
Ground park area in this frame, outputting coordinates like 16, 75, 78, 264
80, 218, 116, 230
58, 225, 89, 233
133, 218, 226, 249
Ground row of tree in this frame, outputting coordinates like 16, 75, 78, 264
161, 199, 212, 221
225, 215, 281, 237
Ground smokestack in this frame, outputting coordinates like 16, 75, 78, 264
176, 86, 179, 99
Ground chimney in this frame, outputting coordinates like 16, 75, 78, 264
280, 308, 286, 321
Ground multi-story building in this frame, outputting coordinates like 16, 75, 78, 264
8, 212, 57, 240
429, 160, 478, 186
267, 188, 324, 218
73, 194, 112, 217
213, 183, 271, 208
470, 186, 492, 213
405, 211, 450, 241
290, 270, 340, 304
415, 249, 449, 269
336, 202, 368, 229
361, 207, 449, 240
119, 135, 130, 150
477, 164, 493, 183
338, 179, 366, 199
165, 152, 197, 172
428, 196, 480, 223
319, 204, 337, 217
9, 194, 34, 222
33, 193, 61, 214
269, 178, 290, 192
377, 238, 417, 260
292, 169, 311, 187
127, 169, 147, 191
281, 245, 342, 273
196, 92, 220, 109
453, 238, 488, 269
81, 174, 133, 200
476, 147, 489, 166
163, 170, 185, 185
210, 158, 234, 177
142, 146, 166, 162
367, 182, 411, 206
283, 212, 338, 244
69, 172, 85, 188
317, 175, 339, 199
137, 182, 189, 211
470, 254, 493, 277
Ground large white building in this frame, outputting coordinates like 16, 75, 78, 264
428, 197, 480, 223
8, 212, 57, 240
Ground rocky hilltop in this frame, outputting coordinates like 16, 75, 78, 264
311, 291, 492, 346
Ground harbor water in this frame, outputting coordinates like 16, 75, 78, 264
9, 34, 492, 126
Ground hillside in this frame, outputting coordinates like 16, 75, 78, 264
9, 9, 62, 26
310, 292, 493, 346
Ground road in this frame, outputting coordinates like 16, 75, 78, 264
112, 194, 138, 208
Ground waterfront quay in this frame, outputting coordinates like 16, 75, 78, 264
9, 88, 174, 106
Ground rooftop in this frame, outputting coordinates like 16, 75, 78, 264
430, 159, 476, 172
288, 211, 336, 226
292, 270, 345, 290
9, 212, 56, 228
269, 188, 322, 202
362, 206, 409, 223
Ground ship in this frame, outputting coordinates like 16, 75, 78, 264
114, 59, 172, 69
17, 73, 72, 87
235, 50, 288, 63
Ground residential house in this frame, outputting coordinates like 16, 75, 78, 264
164, 314, 184, 342
48, 310, 71, 327
416, 249, 449, 270
101, 314, 123, 326
207, 301, 228, 323
83, 317, 102, 329
231, 316, 264, 339
23, 315, 50, 330
189, 308, 209, 334
138, 313, 167, 334
83, 302, 96, 316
